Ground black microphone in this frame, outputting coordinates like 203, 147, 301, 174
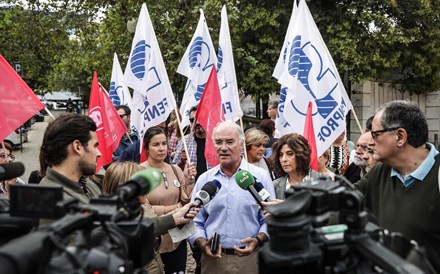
254, 181, 272, 202
188, 180, 222, 213
0, 162, 25, 181
235, 170, 264, 208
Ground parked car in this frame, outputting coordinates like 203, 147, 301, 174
4, 128, 28, 149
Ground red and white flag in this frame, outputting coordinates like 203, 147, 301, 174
304, 101, 319, 171
196, 67, 225, 167
88, 72, 126, 171
0, 54, 45, 141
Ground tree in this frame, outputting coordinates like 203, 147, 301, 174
2, 0, 440, 100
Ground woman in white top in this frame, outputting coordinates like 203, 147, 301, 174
245, 128, 276, 180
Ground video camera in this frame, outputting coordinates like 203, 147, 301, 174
0, 166, 163, 274
259, 176, 433, 274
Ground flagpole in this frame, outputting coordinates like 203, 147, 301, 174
239, 118, 248, 161
45, 107, 56, 120
173, 108, 192, 167
351, 107, 364, 133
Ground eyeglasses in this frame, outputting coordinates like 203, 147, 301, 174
370, 127, 400, 140
0, 153, 15, 161
355, 144, 367, 152
119, 114, 128, 119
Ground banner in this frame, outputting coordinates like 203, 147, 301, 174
177, 9, 217, 128
304, 102, 318, 171
125, 4, 177, 139
0, 54, 45, 142
195, 67, 225, 167
88, 72, 126, 171
109, 53, 132, 107
218, 5, 242, 122
275, 0, 352, 157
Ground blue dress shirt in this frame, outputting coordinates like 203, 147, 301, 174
391, 143, 439, 187
188, 159, 276, 249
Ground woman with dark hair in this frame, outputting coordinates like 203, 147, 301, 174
271, 133, 320, 199
139, 127, 196, 274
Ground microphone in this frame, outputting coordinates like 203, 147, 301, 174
254, 181, 272, 202
234, 169, 264, 208
188, 180, 222, 212
0, 162, 25, 181
118, 167, 162, 202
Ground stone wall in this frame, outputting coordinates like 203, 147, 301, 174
349, 80, 440, 144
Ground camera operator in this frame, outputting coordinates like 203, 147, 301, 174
355, 100, 440, 273
39, 114, 102, 206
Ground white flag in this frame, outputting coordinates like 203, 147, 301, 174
275, 0, 353, 157
109, 53, 132, 107
273, 1, 298, 135
124, 3, 177, 138
218, 5, 242, 122
177, 9, 217, 128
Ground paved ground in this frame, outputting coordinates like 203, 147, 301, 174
12, 110, 198, 273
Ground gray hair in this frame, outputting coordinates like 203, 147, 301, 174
212, 121, 244, 144
378, 100, 428, 147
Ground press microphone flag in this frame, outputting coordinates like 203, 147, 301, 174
234, 169, 264, 208
118, 167, 163, 202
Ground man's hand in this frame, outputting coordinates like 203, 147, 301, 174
233, 237, 258, 256
172, 202, 200, 226
196, 237, 222, 259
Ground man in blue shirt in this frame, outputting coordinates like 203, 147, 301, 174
188, 121, 275, 274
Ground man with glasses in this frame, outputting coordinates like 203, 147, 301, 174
356, 100, 440, 273
113, 105, 138, 161
344, 132, 370, 183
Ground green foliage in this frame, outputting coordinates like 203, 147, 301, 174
1, 0, 440, 99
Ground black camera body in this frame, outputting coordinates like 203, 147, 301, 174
259, 176, 426, 274
0, 184, 155, 274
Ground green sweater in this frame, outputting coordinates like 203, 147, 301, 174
356, 158, 440, 272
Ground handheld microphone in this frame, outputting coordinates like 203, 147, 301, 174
187, 180, 222, 214
254, 181, 272, 202
118, 167, 162, 202
234, 170, 264, 208
0, 162, 25, 181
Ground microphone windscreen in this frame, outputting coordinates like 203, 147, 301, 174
212, 179, 222, 190
201, 181, 219, 197
234, 169, 255, 190
130, 167, 163, 194
0, 162, 25, 181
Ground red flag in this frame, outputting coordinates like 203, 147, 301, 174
0, 54, 45, 141
140, 139, 148, 163
88, 72, 126, 171
303, 101, 319, 171
195, 67, 225, 167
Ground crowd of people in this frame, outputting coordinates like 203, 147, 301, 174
0, 99, 439, 274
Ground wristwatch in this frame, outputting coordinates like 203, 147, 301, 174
254, 236, 263, 247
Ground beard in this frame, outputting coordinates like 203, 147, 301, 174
78, 158, 96, 176
353, 155, 366, 167
195, 126, 205, 135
